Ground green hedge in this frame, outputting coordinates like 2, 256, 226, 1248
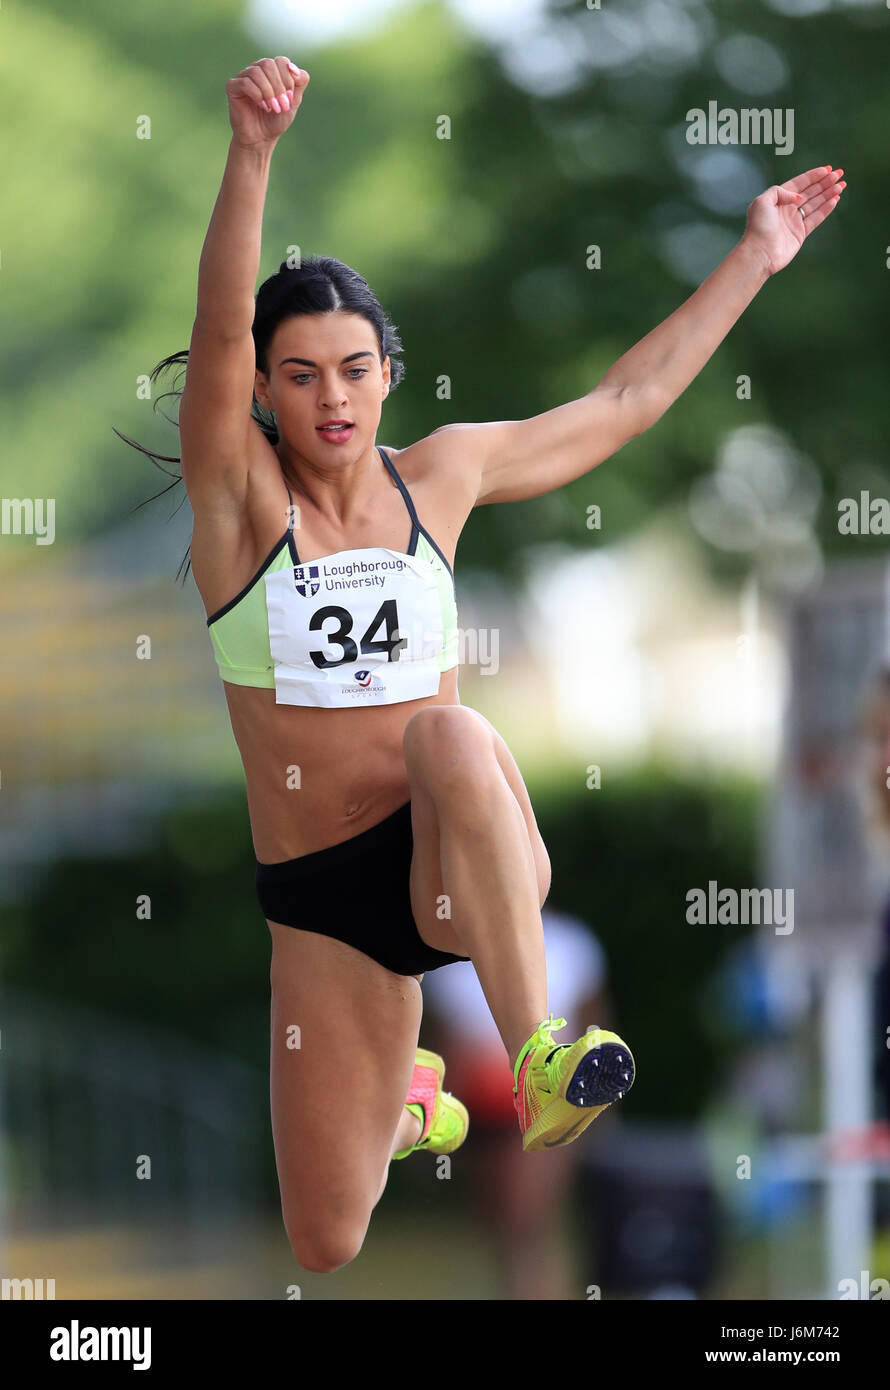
534, 765, 761, 1120
2, 766, 759, 1122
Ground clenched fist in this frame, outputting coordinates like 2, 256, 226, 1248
226, 56, 310, 149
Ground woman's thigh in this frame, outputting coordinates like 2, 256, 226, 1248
268, 920, 423, 1271
405, 706, 552, 956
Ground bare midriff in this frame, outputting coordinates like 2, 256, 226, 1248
224, 665, 460, 864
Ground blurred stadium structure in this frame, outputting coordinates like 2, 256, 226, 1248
4, 530, 890, 1297
0, 985, 264, 1288
764, 557, 890, 1297
0, 505, 230, 882
0, 987, 262, 1220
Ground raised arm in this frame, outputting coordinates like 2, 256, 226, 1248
461, 165, 845, 507
178, 57, 309, 512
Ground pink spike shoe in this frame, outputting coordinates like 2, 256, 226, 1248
392, 1048, 469, 1159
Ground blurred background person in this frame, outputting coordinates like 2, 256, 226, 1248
859, 665, 890, 1129
857, 664, 890, 1273
421, 903, 615, 1300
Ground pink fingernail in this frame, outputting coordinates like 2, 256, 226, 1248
270, 96, 281, 113
281, 91, 291, 110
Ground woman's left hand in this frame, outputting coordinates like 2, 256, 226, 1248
742, 165, 846, 277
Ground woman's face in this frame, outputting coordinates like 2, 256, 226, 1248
255, 311, 390, 460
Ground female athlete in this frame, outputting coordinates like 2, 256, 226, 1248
129, 57, 844, 1275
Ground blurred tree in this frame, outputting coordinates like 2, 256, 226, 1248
1, 1, 886, 591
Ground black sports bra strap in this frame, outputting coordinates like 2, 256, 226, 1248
377, 445, 421, 528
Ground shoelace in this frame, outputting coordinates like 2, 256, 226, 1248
530, 1015, 569, 1094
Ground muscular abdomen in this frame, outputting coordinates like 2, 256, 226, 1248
224, 668, 460, 862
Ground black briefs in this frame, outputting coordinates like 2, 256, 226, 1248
255, 799, 471, 977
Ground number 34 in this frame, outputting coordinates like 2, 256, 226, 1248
309, 599, 406, 670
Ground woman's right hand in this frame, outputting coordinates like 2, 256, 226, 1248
225, 57, 310, 149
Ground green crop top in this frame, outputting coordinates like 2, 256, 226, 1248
205, 446, 460, 708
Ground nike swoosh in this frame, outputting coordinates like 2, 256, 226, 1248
542, 1115, 588, 1148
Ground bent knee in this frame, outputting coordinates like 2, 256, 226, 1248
284, 1215, 367, 1274
403, 705, 494, 784
403, 705, 487, 753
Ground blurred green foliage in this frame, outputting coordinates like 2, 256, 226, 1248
2, 1, 888, 588
536, 766, 760, 1120
1, 765, 759, 1123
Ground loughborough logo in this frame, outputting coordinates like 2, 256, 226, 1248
293, 564, 320, 598
353, 670, 374, 687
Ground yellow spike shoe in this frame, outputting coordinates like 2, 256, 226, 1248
512, 1014, 635, 1152
392, 1048, 469, 1160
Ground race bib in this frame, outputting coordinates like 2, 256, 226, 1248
264, 546, 446, 707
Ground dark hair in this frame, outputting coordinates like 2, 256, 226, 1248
113, 254, 405, 583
